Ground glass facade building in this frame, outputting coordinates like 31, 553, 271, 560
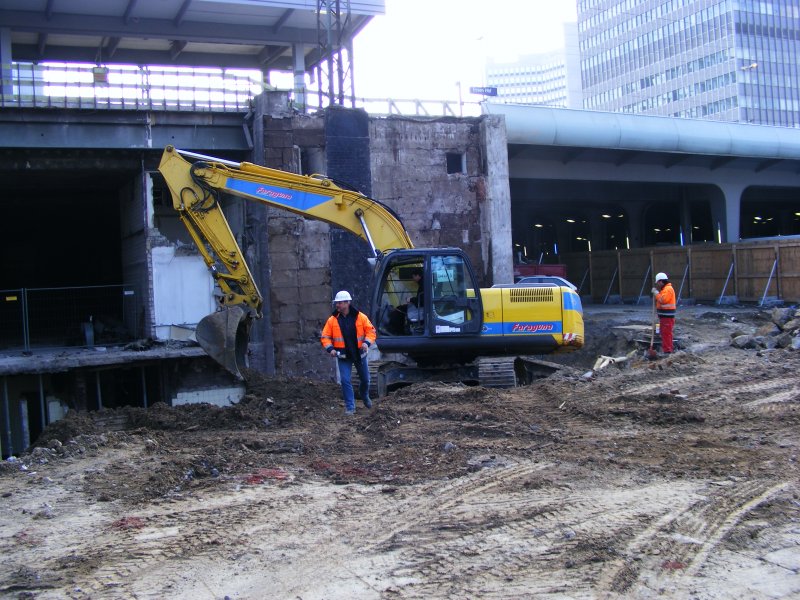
577, 0, 800, 126
484, 24, 582, 109
486, 51, 574, 108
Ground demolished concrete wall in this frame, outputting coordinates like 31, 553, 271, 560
368, 115, 492, 286
479, 114, 513, 285
259, 112, 336, 380
254, 108, 508, 379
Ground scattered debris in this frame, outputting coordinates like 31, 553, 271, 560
0, 305, 797, 599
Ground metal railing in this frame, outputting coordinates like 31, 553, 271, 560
0, 62, 478, 116
0, 285, 139, 352
1, 62, 261, 112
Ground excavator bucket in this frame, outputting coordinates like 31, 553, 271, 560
195, 306, 251, 380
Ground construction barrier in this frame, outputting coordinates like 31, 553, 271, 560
0, 284, 139, 352
561, 238, 800, 305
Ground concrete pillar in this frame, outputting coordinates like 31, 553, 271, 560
325, 107, 373, 302
680, 195, 691, 246
587, 209, 605, 251
2, 377, 12, 458
0, 28, 12, 97
293, 43, 306, 112
553, 220, 570, 255
246, 92, 277, 376
716, 183, 746, 243
72, 371, 88, 412
480, 114, 513, 285
626, 206, 644, 249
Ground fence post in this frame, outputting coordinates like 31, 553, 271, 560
577, 267, 590, 296
759, 256, 778, 307
38, 374, 47, 431
588, 252, 593, 300
686, 247, 692, 300
95, 372, 103, 410
603, 267, 618, 305
717, 260, 735, 305
22, 288, 30, 354
637, 264, 652, 305
677, 260, 689, 305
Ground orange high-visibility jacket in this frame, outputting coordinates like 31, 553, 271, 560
656, 283, 676, 318
321, 310, 377, 352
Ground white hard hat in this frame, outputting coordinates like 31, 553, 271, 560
333, 290, 352, 302
655, 272, 669, 282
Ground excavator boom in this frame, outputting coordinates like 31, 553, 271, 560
158, 146, 413, 379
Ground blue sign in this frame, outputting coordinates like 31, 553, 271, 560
469, 86, 498, 96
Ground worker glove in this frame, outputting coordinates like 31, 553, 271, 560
360, 345, 369, 357
651, 287, 658, 295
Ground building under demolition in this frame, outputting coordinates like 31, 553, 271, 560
0, 91, 510, 456
2, 1, 800, 458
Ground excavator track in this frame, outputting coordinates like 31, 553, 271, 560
477, 357, 518, 389
364, 357, 571, 398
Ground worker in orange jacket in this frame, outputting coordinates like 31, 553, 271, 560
652, 272, 676, 354
321, 290, 377, 415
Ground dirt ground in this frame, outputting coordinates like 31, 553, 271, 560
1, 303, 799, 599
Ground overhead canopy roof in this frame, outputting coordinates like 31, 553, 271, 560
0, 0, 383, 72
486, 103, 800, 173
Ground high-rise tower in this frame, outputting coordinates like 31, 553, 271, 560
578, 0, 800, 126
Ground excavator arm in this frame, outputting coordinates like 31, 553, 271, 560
158, 146, 413, 378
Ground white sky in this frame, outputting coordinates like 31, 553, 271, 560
351, 0, 578, 101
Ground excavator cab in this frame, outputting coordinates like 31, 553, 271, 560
371, 249, 484, 362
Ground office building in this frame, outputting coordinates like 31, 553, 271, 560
485, 24, 581, 108
577, 0, 800, 126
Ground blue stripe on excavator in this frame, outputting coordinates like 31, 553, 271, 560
225, 179, 333, 211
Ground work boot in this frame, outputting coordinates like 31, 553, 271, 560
363, 398, 373, 409
344, 408, 355, 416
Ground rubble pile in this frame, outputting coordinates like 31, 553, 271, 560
729, 306, 800, 350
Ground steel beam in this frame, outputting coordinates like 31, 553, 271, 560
0, 108, 250, 151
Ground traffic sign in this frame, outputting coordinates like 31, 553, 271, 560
469, 86, 498, 96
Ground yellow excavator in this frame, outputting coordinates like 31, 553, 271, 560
158, 146, 584, 393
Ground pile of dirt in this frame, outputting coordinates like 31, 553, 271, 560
33, 410, 98, 447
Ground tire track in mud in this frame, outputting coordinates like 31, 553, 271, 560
327, 461, 707, 599
612, 373, 709, 397
597, 372, 800, 407
598, 479, 793, 597
0, 474, 119, 597
737, 378, 800, 407
71, 485, 333, 599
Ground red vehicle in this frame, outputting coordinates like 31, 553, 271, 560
513, 262, 568, 282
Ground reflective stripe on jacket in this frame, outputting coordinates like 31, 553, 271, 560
320, 309, 377, 351
656, 282, 676, 318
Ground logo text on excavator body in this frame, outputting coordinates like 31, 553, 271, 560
255, 187, 293, 200
511, 323, 554, 333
